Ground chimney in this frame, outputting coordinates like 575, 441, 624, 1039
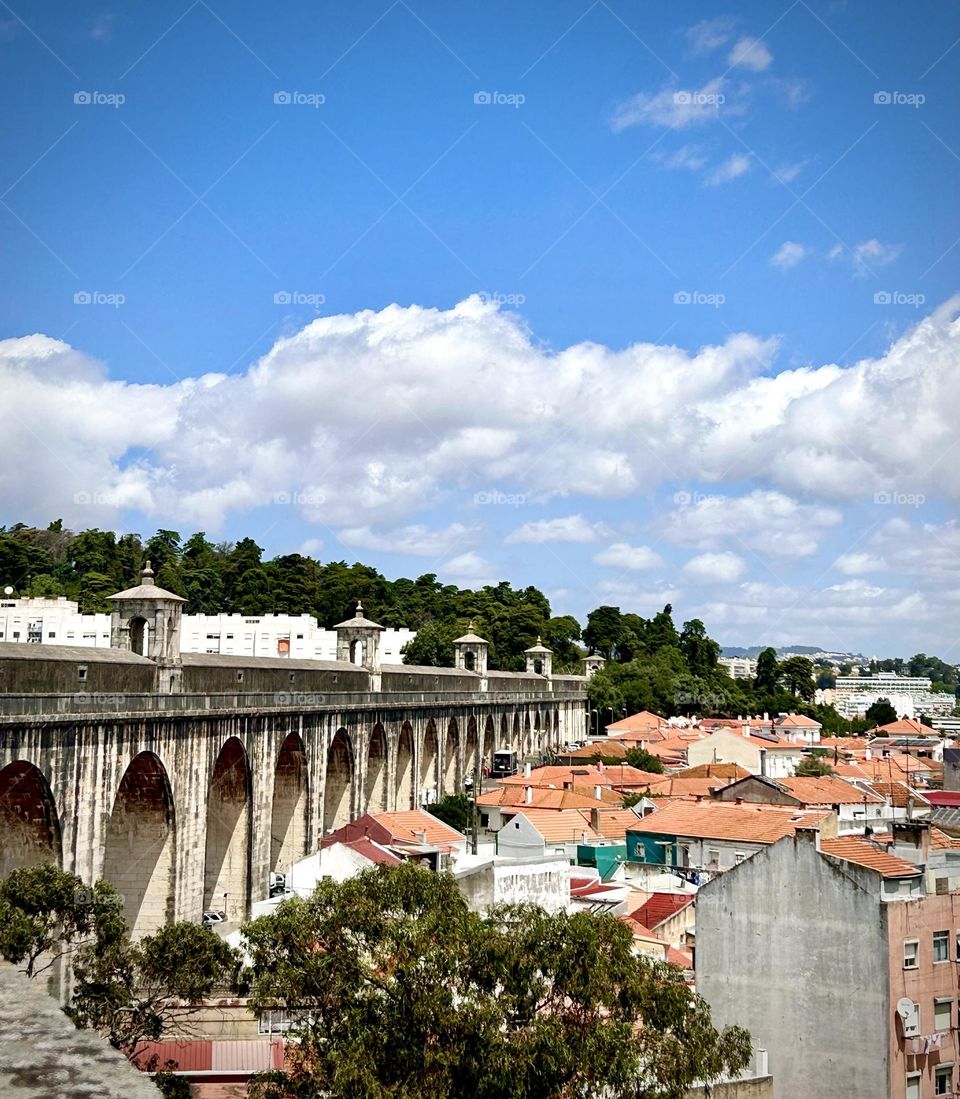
763, 712, 769, 722
524, 761, 531, 779
594, 785, 602, 800
415, 830, 427, 844
865, 748, 872, 760
525, 785, 533, 805
735, 797, 743, 806
591, 807, 601, 832
597, 760, 605, 774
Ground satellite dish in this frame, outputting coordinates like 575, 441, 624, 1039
897, 997, 914, 1020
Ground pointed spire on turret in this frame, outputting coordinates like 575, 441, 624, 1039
141, 560, 154, 584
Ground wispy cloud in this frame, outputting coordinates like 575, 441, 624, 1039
611, 78, 729, 132
728, 35, 773, 72
770, 241, 808, 270
706, 152, 751, 186
686, 17, 736, 55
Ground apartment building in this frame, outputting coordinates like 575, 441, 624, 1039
698, 823, 960, 1099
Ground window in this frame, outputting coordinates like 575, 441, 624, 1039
77, 667, 87, 682
258, 1009, 295, 1034
902, 1001, 921, 1038
935, 930, 950, 963
936, 998, 953, 1032
734, 851, 747, 864
904, 939, 919, 969
936, 1065, 954, 1096
706, 849, 720, 868
907, 1073, 921, 1099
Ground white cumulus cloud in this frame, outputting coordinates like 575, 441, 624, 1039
505, 515, 606, 544
593, 542, 664, 570
683, 551, 747, 583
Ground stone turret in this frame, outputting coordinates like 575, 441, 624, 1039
453, 622, 489, 675
584, 654, 606, 679
108, 561, 185, 693
334, 601, 384, 689
525, 637, 553, 680
453, 622, 489, 691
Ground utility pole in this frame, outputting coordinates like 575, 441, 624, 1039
471, 760, 480, 855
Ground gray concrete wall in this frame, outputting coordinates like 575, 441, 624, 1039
686, 1078, 773, 1099
696, 834, 889, 1099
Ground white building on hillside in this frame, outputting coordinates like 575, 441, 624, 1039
833, 671, 955, 718
0, 596, 415, 661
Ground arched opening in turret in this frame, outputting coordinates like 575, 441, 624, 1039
323, 729, 354, 833
203, 737, 251, 923
350, 639, 365, 666
104, 752, 176, 938
270, 733, 308, 876
533, 658, 543, 675
129, 615, 149, 656
0, 761, 62, 877
464, 650, 476, 672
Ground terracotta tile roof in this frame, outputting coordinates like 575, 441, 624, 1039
676, 763, 752, 781
584, 808, 644, 840
567, 784, 630, 805
606, 710, 665, 732
372, 810, 465, 846
925, 792, 960, 808
476, 786, 614, 811
632, 892, 695, 930
633, 801, 832, 844
774, 714, 823, 728
666, 946, 694, 969
634, 777, 720, 799
508, 809, 602, 843
563, 740, 630, 760
931, 827, 960, 850
819, 737, 869, 752
618, 914, 666, 946
501, 764, 657, 789
340, 837, 404, 866
778, 776, 885, 805
861, 781, 932, 808
872, 718, 931, 737
819, 836, 922, 878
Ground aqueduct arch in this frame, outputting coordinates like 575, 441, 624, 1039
421, 720, 439, 803
395, 722, 415, 809
103, 751, 176, 938
323, 729, 354, 833
203, 737, 250, 922
364, 723, 388, 813
0, 761, 61, 877
270, 733, 309, 876
442, 719, 460, 794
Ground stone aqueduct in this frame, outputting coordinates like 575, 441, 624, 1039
0, 570, 591, 935
0, 695, 582, 934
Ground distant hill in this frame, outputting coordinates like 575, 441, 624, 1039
721, 644, 867, 661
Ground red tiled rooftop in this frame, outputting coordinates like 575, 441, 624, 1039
631, 891, 695, 931
633, 801, 831, 844
819, 836, 921, 878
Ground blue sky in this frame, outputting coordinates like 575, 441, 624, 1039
1, 0, 959, 656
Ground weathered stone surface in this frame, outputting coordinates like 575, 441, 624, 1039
0, 964, 158, 1099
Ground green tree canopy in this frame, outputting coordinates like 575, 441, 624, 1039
242, 863, 750, 1099
865, 698, 898, 726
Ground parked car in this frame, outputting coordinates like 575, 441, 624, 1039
269, 872, 287, 898
202, 910, 226, 927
